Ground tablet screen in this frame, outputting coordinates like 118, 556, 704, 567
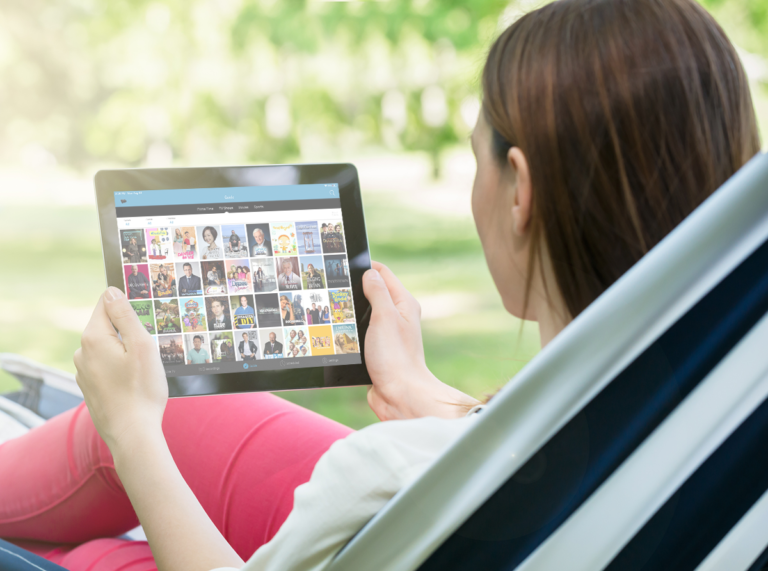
114, 183, 362, 377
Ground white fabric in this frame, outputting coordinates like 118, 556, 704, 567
210, 414, 475, 571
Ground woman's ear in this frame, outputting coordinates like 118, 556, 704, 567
508, 147, 532, 236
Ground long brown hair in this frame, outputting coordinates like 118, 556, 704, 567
482, 0, 761, 319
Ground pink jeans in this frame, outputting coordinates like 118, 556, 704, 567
0, 393, 352, 570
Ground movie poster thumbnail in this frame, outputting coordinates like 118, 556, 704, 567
145, 227, 174, 261
255, 294, 282, 328
180, 296, 207, 333
230, 294, 256, 329
246, 223, 272, 258
173, 227, 197, 261
333, 324, 360, 354
260, 328, 284, 359
309, 325, 334, 356
154, 299, 181, 334
251, 259, 277, 293
225, 259, 252, 294
201, 261, 228, 295
304, 290, 330, 326
329, 289, 355, 323
158, 334, 185, 365
279, 292, 305, 326
121, 229, 147, 264
205, 296, 232, 332
210, 331, 236, 363
296, 221, 321, 255
184, 333, 211, 364
150, 263, 176, 298
235, 330, 260, 362
276, 257, 302, 291
300, 255, 325, 289
284, 326, 310, 358
124, 264, 152, 300
270, 221, 298, 256
324, 254, 349, 288
222, 223, 249, 258
197, 225, 223, 260
130, 300, 156, 335
176, 261, 203, 296
320, 221, 345, 254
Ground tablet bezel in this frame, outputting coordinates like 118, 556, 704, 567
94, 163, 373, 397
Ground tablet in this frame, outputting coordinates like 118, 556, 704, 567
94, 164, 372, 397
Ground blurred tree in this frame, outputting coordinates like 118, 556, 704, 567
0, 0, 764, 173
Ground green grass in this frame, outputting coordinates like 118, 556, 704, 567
0, 192, 539, 429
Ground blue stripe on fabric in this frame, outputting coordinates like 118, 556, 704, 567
605, 390, 768, 570
418, 235, 768, 571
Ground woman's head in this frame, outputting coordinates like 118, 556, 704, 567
203, 226, 217, 244
473, 0, 760, 337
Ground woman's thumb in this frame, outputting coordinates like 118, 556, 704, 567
103, 287, 149, 343
363, 269, 395, 312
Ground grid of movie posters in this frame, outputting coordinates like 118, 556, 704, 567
124, 218, 360, 366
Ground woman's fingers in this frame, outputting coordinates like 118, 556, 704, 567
102, 287, 152, 349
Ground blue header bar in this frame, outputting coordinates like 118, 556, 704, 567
115, 184, 339, 207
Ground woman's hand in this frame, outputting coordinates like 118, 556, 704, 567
74, 288, 243, 571
73, 287, 168, 453
362, 262, 479, 421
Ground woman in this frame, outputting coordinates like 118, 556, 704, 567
201, 226, 221, 260
0, 1, 760, 570
255, 266, 265, 292
126, 237, 141, 263
280, 295, 296, 324
174, 229, 184, 256
321, 305, 331, 324
305, 263, 324, 289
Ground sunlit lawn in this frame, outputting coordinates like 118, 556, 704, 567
0, 191, 539, 429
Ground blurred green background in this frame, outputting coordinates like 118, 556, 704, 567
0, 0, 766, 429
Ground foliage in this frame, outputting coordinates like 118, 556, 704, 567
0, 0, 765, 173
0, 0, 511, 173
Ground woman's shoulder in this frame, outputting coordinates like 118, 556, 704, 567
329, 415, 474, 471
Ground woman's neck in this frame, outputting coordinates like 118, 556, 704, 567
530, 254, 571, 348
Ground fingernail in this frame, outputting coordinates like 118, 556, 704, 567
106, 287, 124, 301
367, 269, 381, 281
